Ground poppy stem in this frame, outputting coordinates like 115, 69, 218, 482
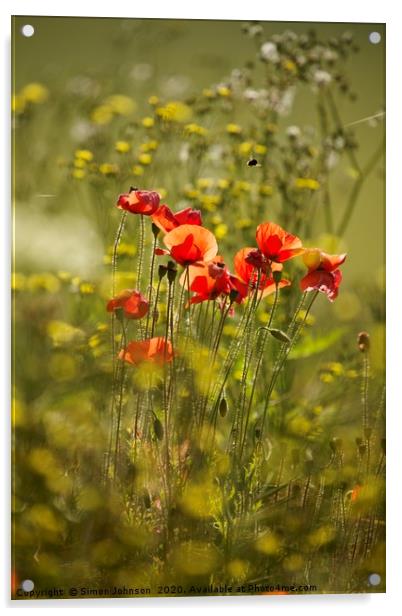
105, 211, 127, 482
238, 284, 280, 462
258, 290, 318, 445
145, 234, 158, 337
113, 319, 128, 482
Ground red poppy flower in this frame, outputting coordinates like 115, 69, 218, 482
119, 337, 174, 365
300, 249, 346, 301
155, 224, 218, 267
151, 204, 202, 233
182, 256, 247, 305
117, 189, 160, 215
234, 247, 291, 298
256, 222, 304, 263
106, 289, 149, 320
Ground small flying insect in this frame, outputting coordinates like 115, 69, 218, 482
247, 158, 261, 167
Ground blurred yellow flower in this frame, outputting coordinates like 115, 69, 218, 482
283, 59, 297, 72
79, 282, 95, 294
202, 88, 215, 98
226, 123, 242, 135
197, 177, 213, 189
255, 143, 268, 155
105, 94, 136, 115
217, 86, 231, 97
259, 184, 274, 196
148, 95, 159, 106
217, 178, 230, 190
142, 116, 155, 128
72, 169, 86, 180
21, 82, 49, 104
12, 95, 26, 114
115, 140, 131, 153
91, 105, 113, 125
156, 101, 192, 123
132, 165, 144, 176
27, 273, 60, 293
294, 177, 320, 190
238, 141, 253, 156
214, 223, 228, 239
185, 123, 208, 136
75, 149, 93, 162
140, 140, 158, 152
99, 163, 119, 175
138, 153, 152, 165
73, 158, 86, 169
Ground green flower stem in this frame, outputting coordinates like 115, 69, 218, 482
145, 234, 158, 337
238, 284, 280, 461
258, 290, 318, 445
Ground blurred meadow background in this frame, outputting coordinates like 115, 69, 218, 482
12, 16, 385, 598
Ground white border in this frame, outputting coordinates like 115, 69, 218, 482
2, 1, 401, 614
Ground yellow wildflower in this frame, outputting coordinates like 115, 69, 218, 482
91, 105, 113, 125
99, 163, 119, 175
148, 95, 159, 106
21, 83, 49, 104
226, 123, 242, 135
72, 169, 86, 180
294, 178, 320, 190
115, 141, 131, 153
217, 86, 231, 97
138, 153, 152, 166
105, 94, 136, 115
214, 224, 228, 239
142, 116, 155, 128
132, 165, 144, 176
75, 149, 93, 162
185, 123, 208, 136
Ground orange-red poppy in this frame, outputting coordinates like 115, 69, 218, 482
151, 204, 202, 233
300, 249, 346, 301
117, 188, 160, 215
119, 337, 174, 365
155, 224, 218, 267
182, 256, 247, 305
234, 247, 291, 297
106, 289, 149, 320
256, 222, 304, 263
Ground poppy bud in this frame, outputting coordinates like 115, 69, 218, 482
167, 261, 177, 283
158, 265, 168, 280
268, 328, 291, 344
114, 306, 125, 323
357, 331, 370, 353
153, 417, 164, 440
219, 397, 228, 417
151, 223, 160, 239
273, 270, 282, 285
254, 427, 261, 440
229, 288, 239, 303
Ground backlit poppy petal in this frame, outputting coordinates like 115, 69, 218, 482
163, 224, 218, 266
256, 222, 303, 262
117, 189, 160, 215
119, 337, 173, 365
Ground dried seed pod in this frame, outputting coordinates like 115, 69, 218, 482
357, 331, 370, 353
167, 261, 177, 283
